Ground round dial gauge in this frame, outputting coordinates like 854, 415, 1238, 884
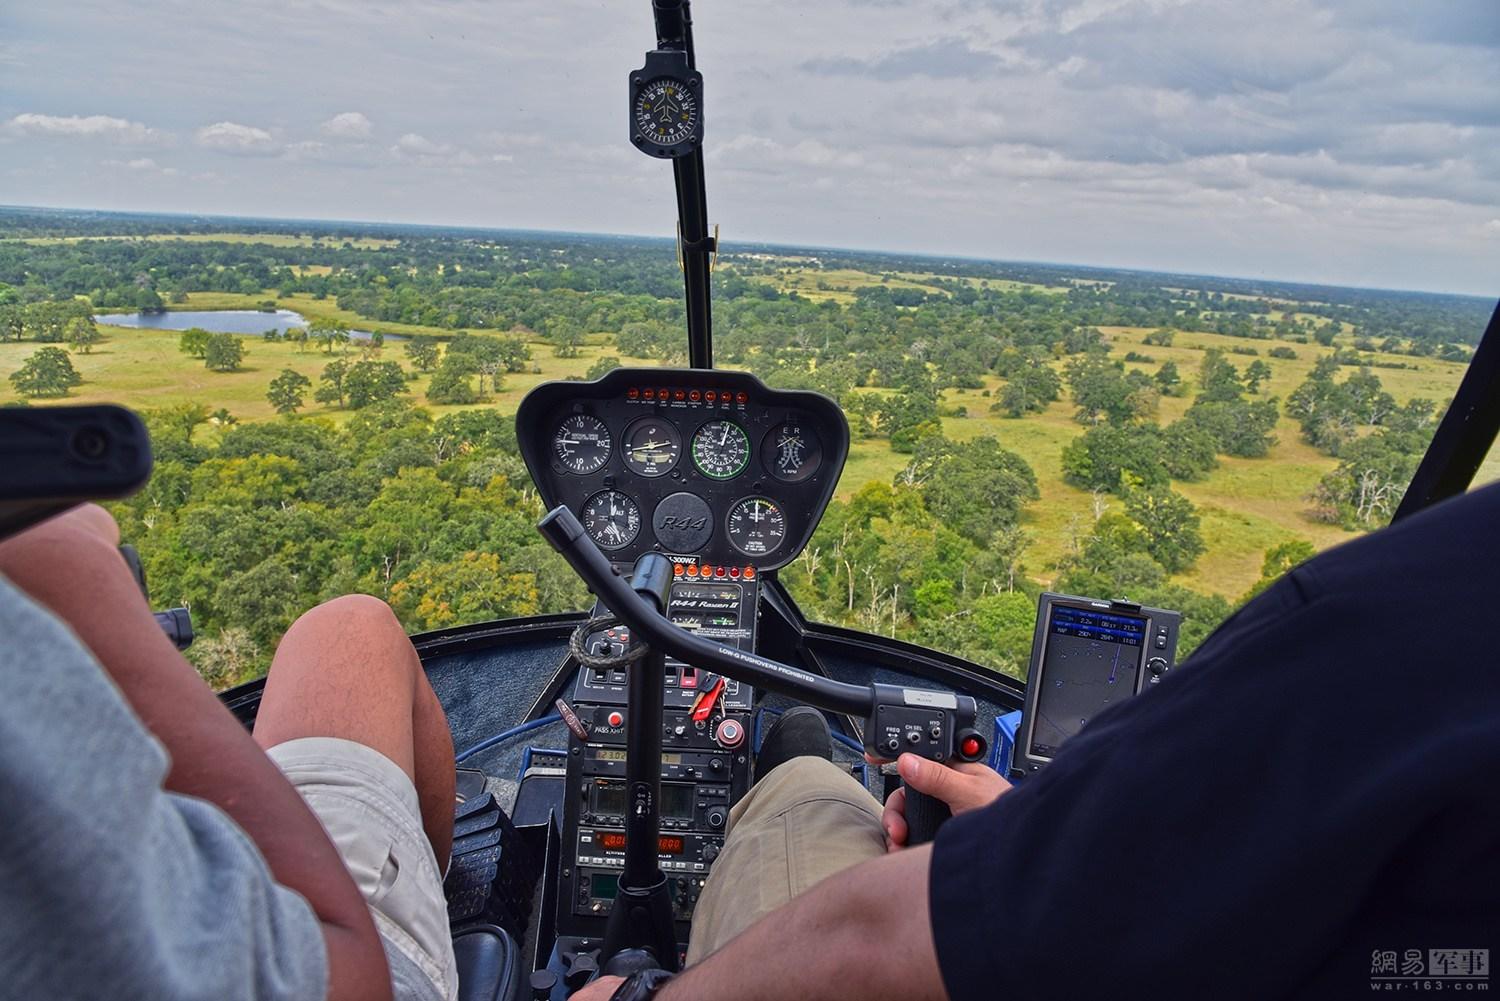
691, 420, 751, 480
553, 415, 611, 475
633, 77, 700, 148
727, 497, 787, 557
582, 491, 641, 550
764, 421, 823, 483
622, 417, 681, 477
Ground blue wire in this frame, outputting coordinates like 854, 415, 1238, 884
455, 713, 562, 764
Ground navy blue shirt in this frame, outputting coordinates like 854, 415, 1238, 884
930, 483, 1500, 999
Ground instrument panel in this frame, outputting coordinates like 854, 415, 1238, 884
515, 368, 849, 572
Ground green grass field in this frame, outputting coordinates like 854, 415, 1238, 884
1, 232, 397, 249
0, 264, 1479, 603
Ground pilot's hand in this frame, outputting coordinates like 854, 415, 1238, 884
879, 753, 1011, 852
568, 975, 625, 1000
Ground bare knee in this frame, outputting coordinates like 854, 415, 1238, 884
290, 593, 405, 640
275, 594, 416, 683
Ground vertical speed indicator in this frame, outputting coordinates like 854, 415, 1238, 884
553, 414, 611, 475
726, 497, 787, 557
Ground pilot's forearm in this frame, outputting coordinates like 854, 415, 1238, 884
660, 844, 948, 1001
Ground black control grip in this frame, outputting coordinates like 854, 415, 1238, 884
903, 785, 950, 846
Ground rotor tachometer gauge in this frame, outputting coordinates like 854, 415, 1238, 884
582, 490, 641, 550
763, 421, 823, 483
633, 77, 701, 151
726, 497, 787, 558
553, 414, 612, 475
622, 417, 681, 477
691, 420, 751, 480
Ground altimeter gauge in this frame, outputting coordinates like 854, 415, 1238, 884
691, 419, 750, 480
622, 417, 681, 477
553, 415, 612, 475
763, 420, 822, 483
727, 497, 787, 557
582, 490, 641, 550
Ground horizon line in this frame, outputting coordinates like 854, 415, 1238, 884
0, 202, 1492, 305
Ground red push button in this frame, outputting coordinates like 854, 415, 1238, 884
715, 718, 745, 749
960, 736, 982, 759
607, 711, 624, 728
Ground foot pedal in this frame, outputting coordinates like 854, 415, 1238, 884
444, 771, 542, 941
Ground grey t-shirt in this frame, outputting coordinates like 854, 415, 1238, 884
0, 575, 328, 1001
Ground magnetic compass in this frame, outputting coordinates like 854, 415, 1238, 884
629, 49, 704, 158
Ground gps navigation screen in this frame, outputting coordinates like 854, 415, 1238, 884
1028, 605, 1147, 758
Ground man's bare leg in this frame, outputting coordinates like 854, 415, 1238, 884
0, 505, 394, 1001
253, 594, 457, 871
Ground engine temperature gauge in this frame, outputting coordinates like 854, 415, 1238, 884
726, 497, 787, 557
582, 490, 641, 550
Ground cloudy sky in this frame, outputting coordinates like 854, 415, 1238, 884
1, 0, 1496, 295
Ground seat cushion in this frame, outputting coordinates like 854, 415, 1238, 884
453, 924, 523, 1001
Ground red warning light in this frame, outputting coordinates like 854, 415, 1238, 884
736, 392, 749, 404
674, 389, 686, 401
728, 567, 741, 578
643, 388, 656, 400
689, 390, 701, 402
705, 391, 717, 402
714, 566, 726, 578
627, 387, 640, 400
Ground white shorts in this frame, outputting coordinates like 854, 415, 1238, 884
268, 737, 458, 1001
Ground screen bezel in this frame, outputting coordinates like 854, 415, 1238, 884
1016, 595, 1158, 772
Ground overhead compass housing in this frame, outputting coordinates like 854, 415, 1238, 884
629, 49, 703, 158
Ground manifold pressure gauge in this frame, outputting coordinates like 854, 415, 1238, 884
629, 49, 703, 158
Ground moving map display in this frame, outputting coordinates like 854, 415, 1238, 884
1027, 606, 1147, 759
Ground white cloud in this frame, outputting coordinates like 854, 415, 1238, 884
390, 132, 478, 166
195, 121, 278, 155
102, 157, 179, 176
321, 111, 373, 140
5, 112, 160, 144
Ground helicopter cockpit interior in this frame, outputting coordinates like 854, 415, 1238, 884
3, 0, 1498, 999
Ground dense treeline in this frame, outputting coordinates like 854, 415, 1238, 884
108, 403, 590, 688
1, 210, 1484, 686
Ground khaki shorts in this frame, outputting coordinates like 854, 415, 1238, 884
269, 737, 458, 1001
687, 756, 887, 964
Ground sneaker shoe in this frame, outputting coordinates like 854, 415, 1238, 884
755, 706, 832, 784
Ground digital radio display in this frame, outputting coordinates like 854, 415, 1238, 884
591, 780, 695, 819
594, 832, 685, 855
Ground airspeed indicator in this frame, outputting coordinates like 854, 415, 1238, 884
692, 420, 750, 480
726, 497, 787, 557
